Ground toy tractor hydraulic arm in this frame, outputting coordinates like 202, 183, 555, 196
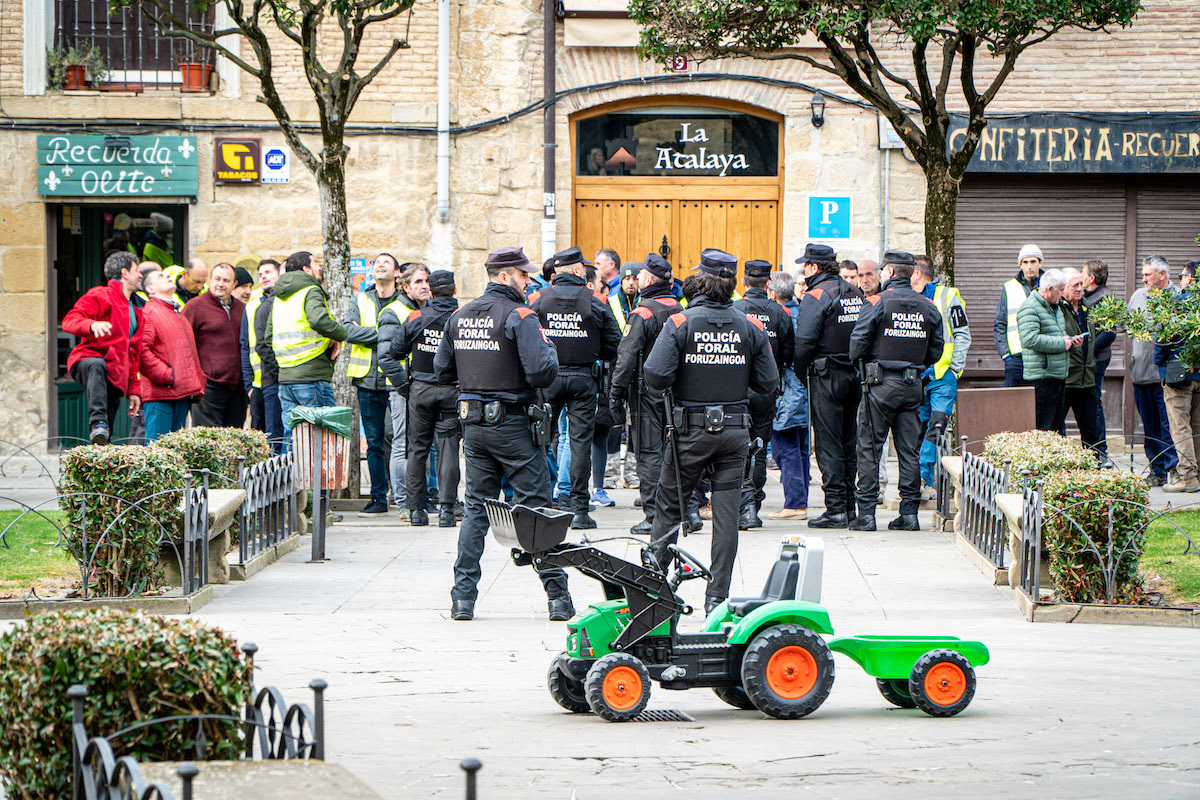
513, 544, 684, 651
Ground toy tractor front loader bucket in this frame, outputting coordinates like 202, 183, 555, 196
485, 499, 572, 553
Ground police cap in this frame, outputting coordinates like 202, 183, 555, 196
692, 248, 737, 278
796, 243, 837, 264
643, 253, 673, 280
428, 269, 455, 288
551, 246, 592, 269
485, 246, 533, 272
882, 250, 916, 268
744, 259, 772, 278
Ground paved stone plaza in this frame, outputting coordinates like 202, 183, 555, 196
189, 479, 1199, 798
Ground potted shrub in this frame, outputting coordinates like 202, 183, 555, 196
46, 42, 108, 90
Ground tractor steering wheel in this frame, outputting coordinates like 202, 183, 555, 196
668, 544, 712, 584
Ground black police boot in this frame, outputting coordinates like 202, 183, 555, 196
704, 596, 725, 615
807, 511, 847, 529
848, 515, 876, 531
571, 512, 597, 530
438, 504, 456, 527
548, 596, 576, 621
452, 500, 466, 518
450, 600, 474, 621
738, 503, 763, 531
630, 517, 653, 535
686, 512, 704, 533
409, 508, 429, 526
888, 515, 921, 531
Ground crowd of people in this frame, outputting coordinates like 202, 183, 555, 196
62, 235, 1198, 619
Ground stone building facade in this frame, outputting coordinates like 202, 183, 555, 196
0, 0, 1198, 443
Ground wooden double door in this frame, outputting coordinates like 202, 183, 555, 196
573, 180, 782, 288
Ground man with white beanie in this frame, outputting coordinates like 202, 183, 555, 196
994, 244, 1045, 387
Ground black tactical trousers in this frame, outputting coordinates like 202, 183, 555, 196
856, 373, 924, 516
544, 371, 598, 514
740, 392, 775, 512
406, 380, 462, 509
650, 422, 749, 603
454, 414, 570, 604
634, 389, 666, 521
811, 366, 861, 519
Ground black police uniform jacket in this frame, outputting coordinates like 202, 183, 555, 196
793, 270, 865, 374
643, 294, 779, 406
391, 296, 460, 384
528, 274, 621, 368
609, 280, 682, 401
433, 282, 559, 404
733, 286, 795, 377
849, 276, 944, 370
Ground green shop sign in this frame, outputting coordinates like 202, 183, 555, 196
37, 134, 199, 197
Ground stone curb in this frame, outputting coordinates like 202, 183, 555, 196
954, 531, 1009, 587
228, 534, 303, 582
0, 585, 214, 619
1015, 586, 1200, 627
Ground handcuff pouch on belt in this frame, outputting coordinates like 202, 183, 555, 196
902, 366, 920, 385
813, 357, 829, 377
458, 399, 505, 425
704, 405, 726, 433
863, 362, 882, 386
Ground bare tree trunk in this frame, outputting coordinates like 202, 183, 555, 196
923, 160, 961, 286
316, 154, 362, 499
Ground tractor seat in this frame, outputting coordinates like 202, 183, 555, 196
727, 551, 800, 618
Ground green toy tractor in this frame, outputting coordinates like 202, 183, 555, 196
487, 500, 989, 722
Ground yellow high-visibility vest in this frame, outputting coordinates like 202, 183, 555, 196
609, 292, 633, 334
1003, 278, 1030, 356
246, 293, 264, 388
932, 284, 965, 379
347, 293, 377, 379
272, 285, 329, 368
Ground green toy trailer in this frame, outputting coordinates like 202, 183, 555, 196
486, 501, 989, 722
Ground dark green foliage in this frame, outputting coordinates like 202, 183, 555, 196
60, 446, 186, 597
0, 609, 250, 800
153, 427, 271, 487
1041, 470, 1150, 604
982, 430, 1096, 479
1089, 290, 1200, 372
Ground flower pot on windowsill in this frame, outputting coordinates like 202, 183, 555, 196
179, 63, 213, 92
64, 65, 86, 90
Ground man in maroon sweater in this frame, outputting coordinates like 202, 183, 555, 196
182, 262, 247, 427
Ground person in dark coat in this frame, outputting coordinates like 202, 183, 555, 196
182, 262, 247, 428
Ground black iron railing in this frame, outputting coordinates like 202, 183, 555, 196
959, 441, 1010, 569
236, 452, 297, 566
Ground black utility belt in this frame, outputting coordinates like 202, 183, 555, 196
812, 357, 854, 375
863, 362, 921, 386
559, 363, 604, 378
458, 399, 527, 425
673, 406, 749, 434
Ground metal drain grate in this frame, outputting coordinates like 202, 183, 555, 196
630, 709, 694, 723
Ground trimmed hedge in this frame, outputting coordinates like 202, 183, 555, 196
60, 445, 186, 597
0, 609, 249, 800
1041, 470, 1150, 604
982, 430, 1096, 479
153, 427, 271, 488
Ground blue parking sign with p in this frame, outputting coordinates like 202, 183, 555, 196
807, 195, 852, 240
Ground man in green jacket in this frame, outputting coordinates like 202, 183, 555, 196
264, 251, 348, 451
1061, 268, 1105, 456
1018, 268, 1083, 433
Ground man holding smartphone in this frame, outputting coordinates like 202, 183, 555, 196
1061, 268, 1104, 452
1017, 269, 1080, 433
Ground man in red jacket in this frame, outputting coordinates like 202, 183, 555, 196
182, 262, 247, 427
61, 251, 144, 444
140, 270, 206, 440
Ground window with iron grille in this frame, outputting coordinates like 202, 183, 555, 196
55, 0, 216, 90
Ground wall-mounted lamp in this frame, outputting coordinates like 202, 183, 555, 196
103, 136, 131, 149
810, 92, 826, 129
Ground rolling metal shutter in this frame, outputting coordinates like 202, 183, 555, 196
1133, 179, 1200, 270
954, 175, 1128, 376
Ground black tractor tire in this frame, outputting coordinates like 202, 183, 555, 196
876, 678, 917, 709
584, 653, 651, 722
740, 624, 835, 720
547, 653, 590, 713
712, 685, 757, 710
908, 649, 976, 717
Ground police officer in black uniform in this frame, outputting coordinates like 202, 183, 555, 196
644, 249, 779, 614
433, 247, 573, 622
529, 247, 622, 530
733, 259, 795, 529
609, 253, 685, 535
390, 270, 461, 528
848, 252, 944, 531
793, 243, 865, 529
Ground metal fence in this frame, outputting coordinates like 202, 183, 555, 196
235, 452, 298, 566
1016, 480, 1044, 599
70, 644, 325, 800
54, 0, 215, 91
958, 441, 1011, 569
933, 423, 955, 520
